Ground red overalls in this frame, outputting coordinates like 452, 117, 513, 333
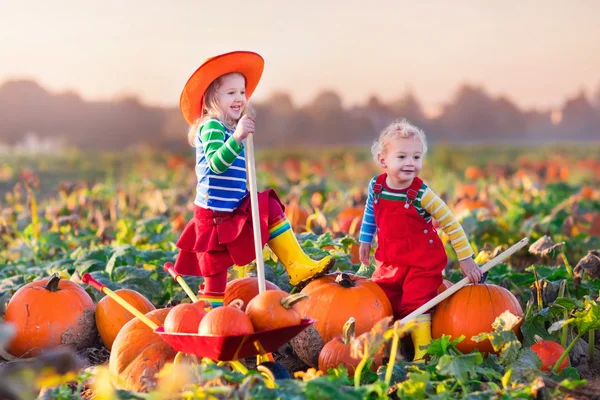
371, 174, 448, 319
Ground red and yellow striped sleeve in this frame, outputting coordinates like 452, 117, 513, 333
421, 188, 474, 260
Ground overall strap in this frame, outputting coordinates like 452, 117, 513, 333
406, 177, 423, 201
372, 174, 386, 205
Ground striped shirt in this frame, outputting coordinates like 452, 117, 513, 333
359, 176, 474, 260
194, 119, 248, 211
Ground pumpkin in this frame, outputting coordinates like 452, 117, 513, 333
96, 289, 155, 350
4, 273, 96, 358
109, 307, 176, 392
285, 200, 309, 232
336, 207, 364, 235
224, 277, 281, 311
246, 291, 307, 331
164, 300, 210, 334
432, 283, 523, 354
318, 317, 382, 376
296, 273, 393, 343
438, 279, 453, 294
198, 300, 254, 336
530, 336, 569, 372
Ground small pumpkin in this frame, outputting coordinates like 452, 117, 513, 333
198, 300, 254, 336
96, 289, 155, 350
336, 207, 364, 235
530, 336, 569, 372
246, 290, 308, 331
296, 273, 393, 343
164, 300, 210, 334
224, 277, 281, 311
318, 317, 382, 376
432, 283, 523, 354
4, 273, 97, 358
109, 308, 176, 392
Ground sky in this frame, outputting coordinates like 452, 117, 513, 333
1, 0, 599, 112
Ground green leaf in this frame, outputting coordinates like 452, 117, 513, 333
436, 353, 483, 385
106, 245, 138, 277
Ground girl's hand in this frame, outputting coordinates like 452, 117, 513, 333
359, 242, 371, 266
459, 258, 482, 284
233, 115, 255, 144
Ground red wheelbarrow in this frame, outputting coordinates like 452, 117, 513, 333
81, 269, 314, 381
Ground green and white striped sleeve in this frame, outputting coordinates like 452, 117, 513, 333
200, 120, 244, 174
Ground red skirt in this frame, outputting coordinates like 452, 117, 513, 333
174, 189, 284, 277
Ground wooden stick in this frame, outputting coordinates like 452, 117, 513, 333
245, 134, 266, 294
400, 237, 529, 324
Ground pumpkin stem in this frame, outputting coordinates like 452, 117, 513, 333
533, 334, 544, 344
44, 273, 61, 292
335, 273, 355, 288
342, 317, 356, 345
280, 293, 309, 309
230, 299, 245, 310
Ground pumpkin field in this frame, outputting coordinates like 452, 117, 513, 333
1, 143, 600, 399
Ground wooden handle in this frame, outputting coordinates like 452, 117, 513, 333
400, 237, 529, 324
245, 134, 266, 293
81, 273, 158, 330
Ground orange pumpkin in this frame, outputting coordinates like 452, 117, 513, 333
4, 273, 96, 358
530, 336, 569, 372
318, 317, 382, 376
109, 308, 176, 392
432, 283, 523, 354
246, 291, 308, 331
224, 277, 281, 311
336, 207, 364, 234
198, 300, 254, 336
296, 273, 393, 343
164, 300, 210, 334
96, 289, 155, 350
285, 200, 309, 232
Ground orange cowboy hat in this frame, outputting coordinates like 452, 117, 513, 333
180, 50, 264, 126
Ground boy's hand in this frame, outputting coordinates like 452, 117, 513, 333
459, 258, 483, 284
359, 242, 371, 266
233, 115, 255, 144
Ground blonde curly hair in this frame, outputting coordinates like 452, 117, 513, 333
187, 72, 254, 146
371, 118, 428, 162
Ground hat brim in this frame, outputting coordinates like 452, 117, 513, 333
180, 51, 264, 126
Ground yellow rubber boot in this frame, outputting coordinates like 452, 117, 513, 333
412, 315, 432, 362
267, 229, 335, 287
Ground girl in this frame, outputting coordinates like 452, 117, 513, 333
175, 51, 334, 308
358, 118, 482, 362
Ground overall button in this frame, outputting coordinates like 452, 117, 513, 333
428, 239, 434, 244
423, 229, 428, 234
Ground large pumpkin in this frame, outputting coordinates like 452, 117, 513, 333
296, 273, 393, 343
109, 308, 176, 392
224, 277, 281, 311
96, 289, 155, 350
432, 283, 523, 354
4, 273, 97, 358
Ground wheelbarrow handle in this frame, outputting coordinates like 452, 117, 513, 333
399, 237, 529, 325
81, 273, 159, 330
163, 262, 199, 303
